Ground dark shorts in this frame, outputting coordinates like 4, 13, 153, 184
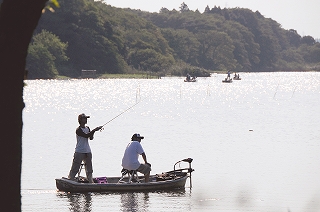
137, 164, 151, 174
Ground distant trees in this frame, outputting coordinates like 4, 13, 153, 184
28, 0, 320, 79
197, 30, 236, 70
287, 29, 301, 47
27, 30, 69, 78
138, 5, 320, 72
300, 43, 320, 63
159, 7, 169, 13
301, 35, 316, 45
35, 0, 128, 77
179, 2, 190, 12
161, 28, 200, 65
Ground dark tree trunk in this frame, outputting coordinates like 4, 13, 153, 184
0, 0, 47, 210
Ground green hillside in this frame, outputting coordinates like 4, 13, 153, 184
27, 0, 320, 79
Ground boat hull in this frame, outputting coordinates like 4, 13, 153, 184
56, 175, 188, 192
222, 79, 232, 83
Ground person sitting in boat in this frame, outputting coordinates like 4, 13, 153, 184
68, 113, 103, 183
234, 72, 237, 78
121, 133, 151, 182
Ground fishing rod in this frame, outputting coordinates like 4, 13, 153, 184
99, 96, 148, 131
98, 82, 156, 131
102, 101, 140, 127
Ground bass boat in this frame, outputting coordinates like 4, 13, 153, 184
56, 158, 194, 192
222, 78, 233, 83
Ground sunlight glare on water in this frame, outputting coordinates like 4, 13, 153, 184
22, 72, 320, 212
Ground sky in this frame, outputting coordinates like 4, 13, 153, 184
104, 0, 320, 39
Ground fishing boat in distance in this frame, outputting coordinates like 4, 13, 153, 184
222, 78, 233, 83
223, 71, 233, 83
233, 73, 241, 80
184, 78, 197, 82
56, 158, 194, 192
184, 74, 197, 82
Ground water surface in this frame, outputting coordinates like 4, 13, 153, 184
22, 72, 320, 211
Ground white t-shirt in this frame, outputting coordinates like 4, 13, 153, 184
75, 126, 92, 153
121, 141, 145, 170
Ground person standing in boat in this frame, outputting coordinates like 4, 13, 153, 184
227, 71, 231, 80
121, 133, 151, 182
68, 113, 102, 183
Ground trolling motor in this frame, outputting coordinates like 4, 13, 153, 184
173, 158, 194, 188
173, 158, 194, 174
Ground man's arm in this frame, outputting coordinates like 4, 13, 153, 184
76, 126, 102, 140
141, 152, 151, 167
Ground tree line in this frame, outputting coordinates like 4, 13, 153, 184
27, 0, 320, 79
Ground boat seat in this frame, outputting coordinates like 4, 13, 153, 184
118, 168, 140, 183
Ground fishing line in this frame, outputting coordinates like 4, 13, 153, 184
99, 85, 150, 130
101, 98, 147, 129
273, 83, 279, 99
291, 86, 297, 98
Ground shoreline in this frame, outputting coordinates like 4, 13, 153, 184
26, 70, 319, 80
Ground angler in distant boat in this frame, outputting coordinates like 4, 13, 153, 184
227, 71, 231, 80
222, 71, 233, 83
233, 72, 241, 80
184, 73, 197, 82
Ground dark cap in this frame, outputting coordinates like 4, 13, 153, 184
78, 113, 90, 121
131, 133, 144, 140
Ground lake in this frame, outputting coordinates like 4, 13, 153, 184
22, 72, 320, 211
